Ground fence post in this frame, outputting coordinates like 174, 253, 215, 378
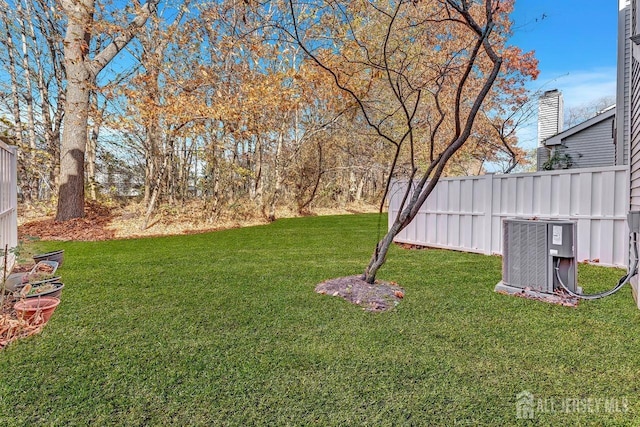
483, 173, 494, 255
0, 144, 19, 274
9, 145, 17, 264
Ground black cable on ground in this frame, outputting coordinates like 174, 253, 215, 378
555, 232, 639, 300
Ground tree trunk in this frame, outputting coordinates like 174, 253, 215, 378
363, 223, 401, 283
56, 0, 93, 221
207, 142, 221, 222
266, 132, 284, 222
17, 3, 36, 153
143, 153, 169, 230
57, 0, 159, 221
363, 177, 429, 283
87, 95, 103, 200
144, 122, 159, 206
57, 69, 90, 220
254, 137, 264, 207
355, 172, 365, 201
29, 0, 58, 199
297, 141, 323, 214
87, 130, 98, 201
167, 138, 175, 205
143, 119, 163, 219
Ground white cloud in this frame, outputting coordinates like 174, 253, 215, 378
539, 68, 617, 110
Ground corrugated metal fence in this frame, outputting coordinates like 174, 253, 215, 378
0, 140, 18, 274
389, 166, 630, 268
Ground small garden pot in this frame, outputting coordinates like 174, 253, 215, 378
33, 250, 64, 266
12, 277, 62, 299
23, 261, 60, 288
14, 297, 61, 325
28, 276, 62, 287
28, 260, 59, 276
24, 282, 64, 300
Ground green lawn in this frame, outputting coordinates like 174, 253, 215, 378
2, 214, 640, 425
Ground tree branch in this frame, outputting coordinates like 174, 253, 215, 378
88, 0, 160, 77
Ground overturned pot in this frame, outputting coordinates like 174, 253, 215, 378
3, 273, 26, 293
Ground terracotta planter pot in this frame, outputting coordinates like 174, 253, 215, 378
14, 297, 61, 325
33, 250, 64, 267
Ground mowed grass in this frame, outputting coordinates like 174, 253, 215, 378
2, 214, 640, 426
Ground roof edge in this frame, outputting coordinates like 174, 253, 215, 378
543, 107, 616, 146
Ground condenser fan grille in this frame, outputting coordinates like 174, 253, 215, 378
503, 220, 551, 293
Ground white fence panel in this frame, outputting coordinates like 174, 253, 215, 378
0, 140, 18, 275
389, 166, 630, 268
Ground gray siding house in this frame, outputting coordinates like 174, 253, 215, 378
620, 0, 640, 307
624, 0, 640, 212
537, 106, 616, 171
536, 87, 618, 171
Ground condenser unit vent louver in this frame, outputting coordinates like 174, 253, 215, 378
502, 220, 551, 293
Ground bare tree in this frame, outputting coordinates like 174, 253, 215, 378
286, 0, 538, 283
564, 95, 616, 129
0, 0, 65, 200
473, 91, 539, 174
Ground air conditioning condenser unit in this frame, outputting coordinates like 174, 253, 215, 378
495, 218, 580, 301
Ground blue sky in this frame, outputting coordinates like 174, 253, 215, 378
509, 0, 618, 149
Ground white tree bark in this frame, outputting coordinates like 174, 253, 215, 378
56, 0, 160, 221
0, 11, 24, 147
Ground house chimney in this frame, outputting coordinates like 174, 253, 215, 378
537, 89, 564, 146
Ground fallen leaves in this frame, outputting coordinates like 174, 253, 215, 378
396, 243, 430, 250
18, 201, 379, 242
19, 201, 116, 241
495, 288, 579, 308
0, 299, 43, 350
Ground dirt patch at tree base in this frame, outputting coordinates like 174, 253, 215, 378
315, 275, 405, 312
